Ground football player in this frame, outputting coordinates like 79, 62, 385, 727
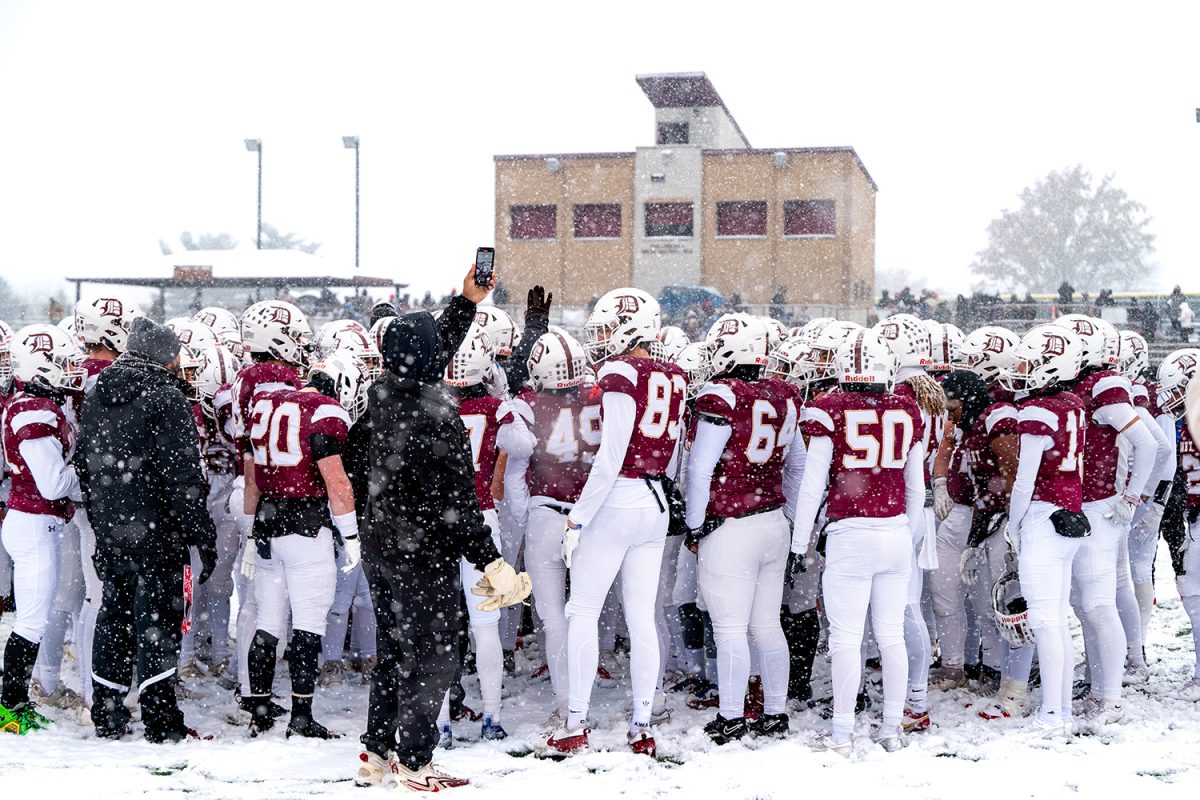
0, 325, 84, 734
510, 330, 600, 727
548, 288, 685, 758
790, 329, 926, 753
687, 314, 803, 744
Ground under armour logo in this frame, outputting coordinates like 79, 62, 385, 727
1041, 334, 1067, 357
879, 322, 900, 340
269, 307, 291, 325
717, 319, 741, 337
98, 298, 124, 317
983, 334, 1007, 354
25, 332, 54, 354
1069, 319, 1095, 336
615, 295, 641, 315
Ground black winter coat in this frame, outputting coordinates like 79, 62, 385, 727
363, 295, 501, 571
77, 354, 216, 570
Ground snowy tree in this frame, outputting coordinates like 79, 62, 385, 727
259, 223, 321, 254
970, 166, 1155, 293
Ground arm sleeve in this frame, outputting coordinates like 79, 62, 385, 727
904, 442, 927, 539
157, 390, 217, 551
789, 435, 832, 555
503, 450, 531, 527
502, 314, 549, 394
1157, 413, 1179, 485
435, 295, 477, 376
570, 392, 636, 527
18, 438, 80, 502
1009, 434, 1050, 533
684, 419, 731, 529
1114, 411, 1161, 499
1134, 407, 1173, 490
782, 431, 808, 521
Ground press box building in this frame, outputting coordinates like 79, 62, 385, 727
493, 72, 877, 309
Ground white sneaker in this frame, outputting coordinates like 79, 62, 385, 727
1018, 715, 1071, 742
1122, 664, 1150, 686
387, 757, 469, 792
1079, 699, 1125, 729
355, 751, 388, 787
1182, 677, 1200, 702
318, 661, 345, 687
808, 732, 853, 757
31, 679, 84, 710
541, 709, 565, 736
872, 725, 907, 752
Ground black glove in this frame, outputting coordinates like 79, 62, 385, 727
786, 551, 805, 590
198, 543, 218, 585
526, 285, 553, 324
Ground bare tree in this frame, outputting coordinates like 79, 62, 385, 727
970, 166, 1155, 293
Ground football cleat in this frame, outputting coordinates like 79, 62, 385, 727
628, 725, 656, 758
360, 655, 377, 684
808, 732, 853, 756
669, 675, 709, 694
749, 712, 789, 739
30, 680, 84, 710
931, 666, 967, 692
355, 751, 388, 787
239, 696, 289, 719
902, 708, 931, 732
649, 705, 672, 726
437, 723, 454, 749
596, 663, 617, 688
530, 662, 550, 682
1017, 715, 1072, 741
0, 702, 52, 735
703, 714, 748, 745
177, 660, 207, 680
317, 661, 345, 687
145, 725, 212, 743
480, 717, 508, 740
686, 681, 720, 710
872, 725, 908, 752
546, 723, 590, 754
286, 716, 341, 740
248, 714, 276, 737
1122, 664, 1150, 686
1076, 698, 1124, 730
388, 757, 470, 792
541, 709, 565, 735
451, 703, 482, 723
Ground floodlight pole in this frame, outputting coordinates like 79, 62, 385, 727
343, 136, 360, 269
245, 139, 263, 249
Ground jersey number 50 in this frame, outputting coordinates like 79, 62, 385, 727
842, 408, 915, 470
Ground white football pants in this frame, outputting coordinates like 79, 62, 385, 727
930, 504, 973, 668
253, 526, 337, 639
656, 532, 684, 693
76, 508, 102, 708
324, 556, 375, 662
1072, 498, 1126, 704
495, 500, 525, 653
565, 503, 667, 729
203, 474, 241, 665
459, 509, 504, 721
32, 517, 82, 692
525, 504, 570, 714
698, 511, 790, 720
824, 520, 911, 740
1, 511, 63, 644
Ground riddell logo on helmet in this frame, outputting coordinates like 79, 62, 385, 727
98, 298, 123, 317
615, 295, 640, 315
842, 374, 878, 384
983, 335, 1007, 354
25, 332, 54, 353
269, 307, 291, 325
1041, 334, 1067, 357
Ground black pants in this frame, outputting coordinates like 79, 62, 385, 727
361, 553, 461, 770
91, 556, 187, 740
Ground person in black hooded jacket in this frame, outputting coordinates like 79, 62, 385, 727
356, 266, 530, 791
76, 317, 216, 742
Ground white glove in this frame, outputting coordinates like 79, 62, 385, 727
562, 521, 582, 568
341, 536, 361, 574
1132, 501, 1164, 544
470, 558, 532, 612
240, 541, 257, 580
1004, 523, 1021, 559
1107, 494, 1139, 526
933, 477, 952, 521
959, 546, 983, 586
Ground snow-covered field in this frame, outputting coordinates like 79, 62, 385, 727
6, 547, 1200, 799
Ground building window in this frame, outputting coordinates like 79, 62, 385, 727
716, 201, 768, 237
645, 202, 693, 237
784, 199, 836, 237
573, 204, 621, 239
657, 122, 689, 145
509, 205, 556, 240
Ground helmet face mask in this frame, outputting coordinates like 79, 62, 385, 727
309, 351, 371, 425
671, 341, 714, 400
1156, 348, 1200, 417
999, 325, 1082, 394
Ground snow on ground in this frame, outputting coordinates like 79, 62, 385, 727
5, 546, 1200, 799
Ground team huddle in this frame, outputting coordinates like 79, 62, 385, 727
1, 275, 1198, 789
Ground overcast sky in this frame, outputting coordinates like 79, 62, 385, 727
0, 0, 1196, 305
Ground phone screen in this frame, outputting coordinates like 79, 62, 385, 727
475, 247, 495, 286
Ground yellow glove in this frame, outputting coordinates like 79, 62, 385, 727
470, 558, 532, 612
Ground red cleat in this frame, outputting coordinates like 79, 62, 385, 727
628, 728, 656, 758
546, 724, 590, 754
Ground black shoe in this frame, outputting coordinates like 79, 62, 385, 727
239, 696, 289, 718
502, 650, 516, 678
287, 716, 341, 740
703, 713, 748, 745
670, 675, 708, 694
249, 713, 276, 737
787, 682, 813, 704
964, 662, 982, 682
146, 725, 210, 744
749, 712, 789, 738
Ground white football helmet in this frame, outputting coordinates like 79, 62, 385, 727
706, 313, 770, 376
317, 319, 382, 372
993, 570, 1035, 648
1054, 314, 1120, 370
527, 330, 587, 391
215, 329, 249, 366
671, 341, 715, 400
370, 315, 396, 355
649, 325, 689, 362
1118, 330, 1149, 381
761, 318, 788, 349
798, 317, 837, 339
0, 320, 15, 390
193, 344, 241, 413
445, 329, 496, 388
873, 313, 931, 369
999, 324, 1083, 393
766, 334, 811, 385
835, 329, 899, 392
584, 288, 661, 366
75, 294, 143, 353
925, 321, 965, 374
793, 321, 863, 386
474, 306, 520, 358
10, 324, 86, 392
56, 316, 81, 348
165, 318, 217, 351
241, 300, 314, 367
1157, 348, 1200, 418
178, 345, 204, 401
960, 326, 1020, 386
309, 350, 373, 425
192, 306, 240, 338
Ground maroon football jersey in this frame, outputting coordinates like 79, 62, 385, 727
1131, 379, 1165, 418
596, 355, 687, 478
694, 378, 801, 518
232, 362, 301, 456
1180, 422, 1200, 507
456, 394, 516, 512
1016, 391, 1086, 512
964, 401, 1018, 513
249, 388, 350, 499
1073, 370, 1134, 502
2, 392, 75, 519
801, 390, 925, 520
946, 438, 974, 506
517, 386, 602, 504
